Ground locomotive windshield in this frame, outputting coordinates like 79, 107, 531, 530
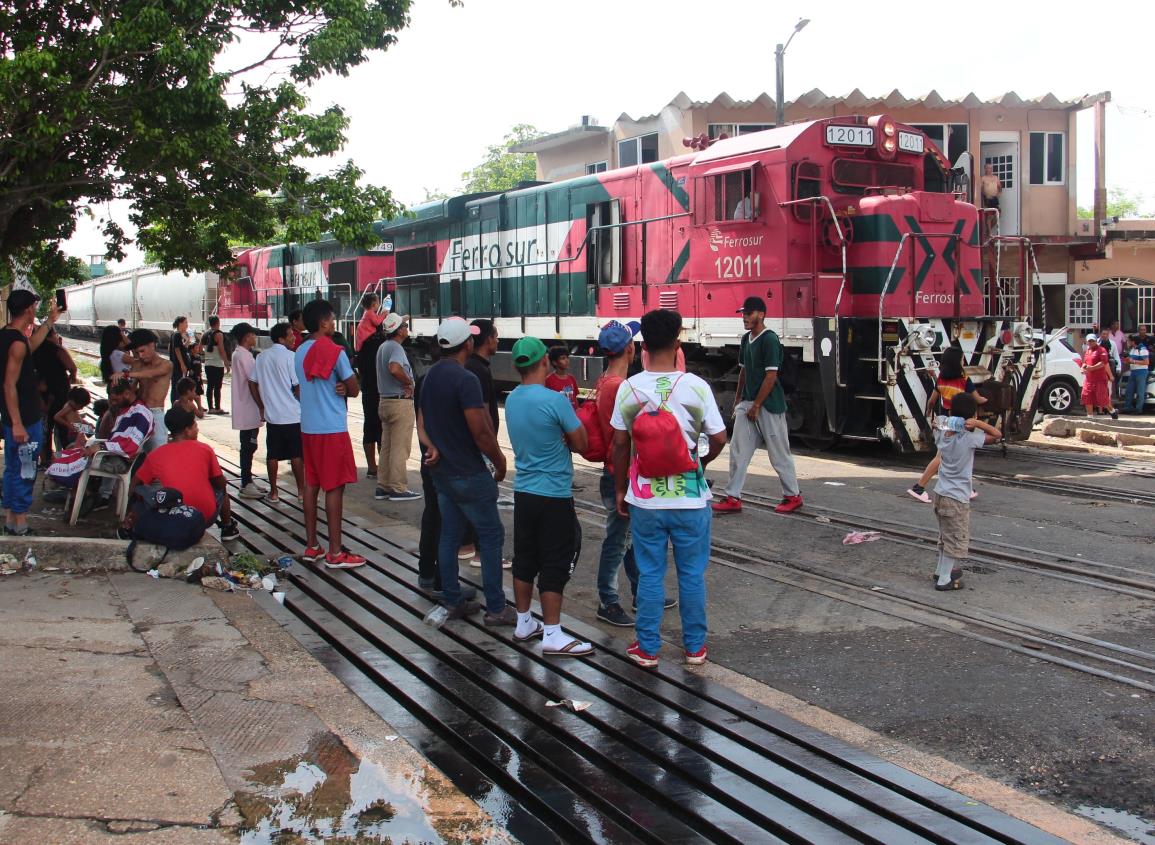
831, 160, 916, 195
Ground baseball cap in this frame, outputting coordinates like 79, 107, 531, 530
230, 322, 256, 341
512, 336, 548, 367
6, 289, 39, 315
598, 321, 634, 355
738, 296, 767, 314
383, 312, 409, 335
1084, 334, 1099, 344
436, 316, 480, 348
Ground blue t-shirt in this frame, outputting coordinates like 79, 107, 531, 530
1129, 346, 1149, 372
419, 359, 486, 476
505, 384, 582, 498
294, 339, 355, 435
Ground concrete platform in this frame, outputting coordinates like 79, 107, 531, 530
0, 569, 510, 844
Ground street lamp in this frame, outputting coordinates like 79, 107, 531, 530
775, 18, 810, 127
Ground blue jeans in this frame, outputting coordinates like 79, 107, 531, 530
432, 468, 506, 614
629, 504, 711, 654
1124, 369, 1148, 413
597, 469, 638, 607
3, 420, 43, 516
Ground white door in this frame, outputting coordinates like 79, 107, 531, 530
981, 141, 1019, 236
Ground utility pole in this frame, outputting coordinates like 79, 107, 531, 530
775, 18, 809, 126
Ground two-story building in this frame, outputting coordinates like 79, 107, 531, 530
518, 90, 1152, 335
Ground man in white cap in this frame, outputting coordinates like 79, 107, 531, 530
416, 317, 510, 624
373, 311, 420, 501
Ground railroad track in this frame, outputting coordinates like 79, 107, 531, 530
206, 456, 1068, 844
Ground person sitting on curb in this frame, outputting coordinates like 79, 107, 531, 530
128, 406, 240, 542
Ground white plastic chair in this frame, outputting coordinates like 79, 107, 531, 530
67, 450, 139, 526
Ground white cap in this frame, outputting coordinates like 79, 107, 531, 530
436, 317, 480, 348
383, 312, 408, 335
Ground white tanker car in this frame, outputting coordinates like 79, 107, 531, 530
58, 265, 223, 340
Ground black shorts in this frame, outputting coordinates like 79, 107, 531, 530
361, 390, 382, 445
266, 422, 302, 461
512, 492, 580, 593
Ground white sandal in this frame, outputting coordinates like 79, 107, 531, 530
542, 636, 594, 658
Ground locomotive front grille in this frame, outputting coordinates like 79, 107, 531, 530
658, 290, 679, 310
613, 292, 630, 310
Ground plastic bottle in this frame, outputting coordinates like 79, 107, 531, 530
423, 605, 450, 628
17, 441, 38, 480
383, 293, 393, 312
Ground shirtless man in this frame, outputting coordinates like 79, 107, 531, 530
980, 163, 1002, 210
125, 329, 174, 450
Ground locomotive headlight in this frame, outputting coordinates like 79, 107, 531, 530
906, 324, 936, 352
1014, 323, 1033, 346
882, 122, 896, 137
883, 137, 897, 153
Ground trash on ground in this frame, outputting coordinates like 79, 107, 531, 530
0, 552, 20, 575
23, 548, 36, 571
147, 569, 160, 579
261, 574, 277, 592
546, 699, 592, 712
815, 515, 832, 524
842, 530, 882, 545
200, 576, 235, 592
423, 605, 450, 628
272, 591, 286, 605
870, 586, 885, 591
274, 554, 295, 570
823, 482, 846, 486
384, 735, 399, 741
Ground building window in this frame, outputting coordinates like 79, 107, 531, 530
1029, 132, 1065, 185
909, 123, 969, 165
585, 161, 608, 175
618, 133, 658, 168
708, 123, 774, 140
1066, 284, 1097, 329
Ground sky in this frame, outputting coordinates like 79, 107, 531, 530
65, 0, 1155, 270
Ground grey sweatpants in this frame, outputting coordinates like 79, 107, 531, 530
724, 401, 800, 499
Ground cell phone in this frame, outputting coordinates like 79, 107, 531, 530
54, 288, 67, 311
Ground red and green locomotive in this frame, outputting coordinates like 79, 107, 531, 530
223, 115, 1043, 451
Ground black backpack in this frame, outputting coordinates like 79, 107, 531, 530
125, 485, 207, 569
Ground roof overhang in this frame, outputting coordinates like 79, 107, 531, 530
512, 125, 610, 154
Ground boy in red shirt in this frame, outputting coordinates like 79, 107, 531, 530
545, 346, 579, 409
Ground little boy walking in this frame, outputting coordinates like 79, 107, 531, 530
931, 392, 1001, 591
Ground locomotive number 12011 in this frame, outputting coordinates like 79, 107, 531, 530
714, 255, 761, 279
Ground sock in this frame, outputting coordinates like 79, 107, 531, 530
542, 623, 563, 642
911, 483, 924, 493
514, 611, 535, 637
935, 551, 954, 586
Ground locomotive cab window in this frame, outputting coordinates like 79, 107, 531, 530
696, 165, 759, 224
791, 161, 823, 220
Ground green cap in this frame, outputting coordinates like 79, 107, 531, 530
512, 336, 548, 368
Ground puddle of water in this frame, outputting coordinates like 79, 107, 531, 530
235, 732, 500, 844
1075, 805, 1155, 844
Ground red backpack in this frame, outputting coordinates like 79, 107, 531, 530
575, 381, 609, 463
627, 375, 698, 478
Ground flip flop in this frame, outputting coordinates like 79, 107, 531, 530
934, 572, 964, 591
513, 620, 544, 642
542, 637, 594, 658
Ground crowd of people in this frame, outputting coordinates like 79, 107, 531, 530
7, 284, 1126, 666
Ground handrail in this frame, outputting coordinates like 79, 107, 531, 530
373, 212, 692, 312
778, 195, 848, 386
875, 232, 965, 383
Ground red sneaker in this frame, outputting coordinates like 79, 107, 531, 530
301, 545, 325, 563
774, 495, 803, 514
684, 646, 708, 665
626, 641, 659, 668
324, 551, 367, 569
711, 495, 742, 513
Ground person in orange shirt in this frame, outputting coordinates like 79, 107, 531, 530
354, 292, 387, 351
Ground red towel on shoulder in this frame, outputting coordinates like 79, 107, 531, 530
302, 335, 342, 381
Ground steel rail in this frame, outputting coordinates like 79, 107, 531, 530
204, 457, 1067, 844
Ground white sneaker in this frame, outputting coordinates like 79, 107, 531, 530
238, 482, 265, 499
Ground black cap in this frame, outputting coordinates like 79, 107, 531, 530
128, 328, 158, 349
230, 322, 256, 340
6, 289, 39, 315
737, 296, 767, 314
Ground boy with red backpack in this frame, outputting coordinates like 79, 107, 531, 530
610, 309, 727, 667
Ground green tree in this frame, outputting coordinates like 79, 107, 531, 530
461, 125, 542, 193
0, 0, 454, 280
1078, 187, 1149, 219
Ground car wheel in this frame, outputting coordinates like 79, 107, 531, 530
1041, 377, 1077, 414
